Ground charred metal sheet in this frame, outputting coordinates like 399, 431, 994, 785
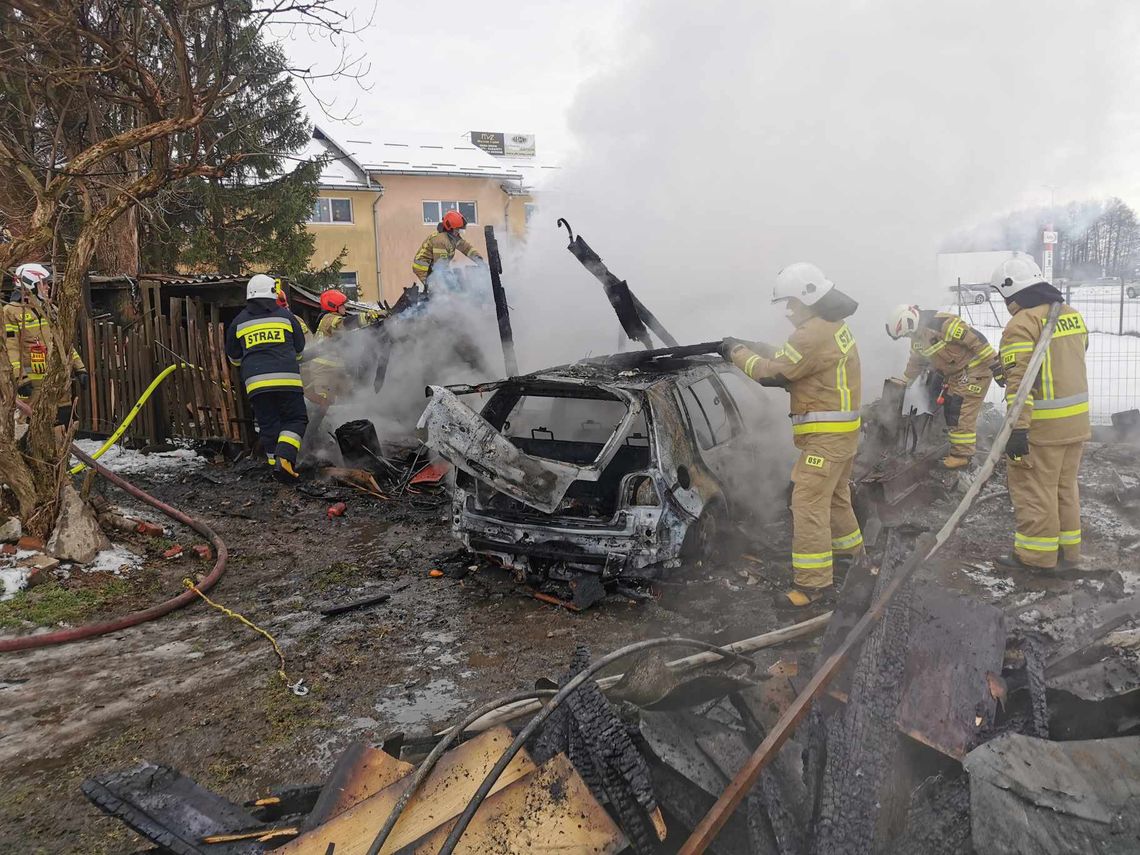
81, 762, 263, 855
964, 734, 1140, 855
418, 384, 642, 513
896, 587, 1006, 759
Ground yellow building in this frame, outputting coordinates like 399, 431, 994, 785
305, 127, 554, 304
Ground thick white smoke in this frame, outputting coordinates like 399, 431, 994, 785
506, 0, 1140, 390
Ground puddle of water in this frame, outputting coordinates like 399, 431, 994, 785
374, 678, 466, 728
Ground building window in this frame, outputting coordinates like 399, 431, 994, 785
524, 203, 537, 225
336, 272, 358, 301
422, 200, 478, 226
310, 197, 353, 224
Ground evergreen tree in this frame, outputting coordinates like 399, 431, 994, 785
141, 23, 322, 277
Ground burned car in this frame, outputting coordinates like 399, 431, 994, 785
418, 353, 789, 604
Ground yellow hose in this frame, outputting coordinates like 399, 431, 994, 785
69, 362, 192, 475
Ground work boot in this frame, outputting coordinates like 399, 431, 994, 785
942, 455, 971, 470
1058, 555, 1085, 571
784, 586, 828, 607
274, 458, 300, 485
995, 552, 1054, 571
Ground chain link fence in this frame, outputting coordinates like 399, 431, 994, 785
948, 281, 1140, 424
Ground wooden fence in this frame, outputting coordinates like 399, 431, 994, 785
77, 285, 254, 446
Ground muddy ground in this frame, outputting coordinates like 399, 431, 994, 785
1, 440, 1137, 854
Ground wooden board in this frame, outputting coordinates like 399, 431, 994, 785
397, 753, 626, 855
277, 726, 536, 855
303, 743, 414, 830
895, 585, 1005, 759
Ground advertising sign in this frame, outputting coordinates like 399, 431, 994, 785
470, 131, 505, 156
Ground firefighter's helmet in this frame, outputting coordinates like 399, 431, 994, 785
886, 304, 922, 340
247, 274, 277, 300
14, 262, 51, 293
320, 289, 348, 313
991, 254, 1046, 301
772, 262, 834, 306
441, 210, 466, 232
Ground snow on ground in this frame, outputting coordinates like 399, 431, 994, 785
83, 544, 144, 577
946, 289, 1140, 423
0, 549, 42, 601
71, 439, 202, 477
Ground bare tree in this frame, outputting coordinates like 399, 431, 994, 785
0, 0, 366, 533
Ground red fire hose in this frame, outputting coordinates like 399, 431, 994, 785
0, 406, 228, 653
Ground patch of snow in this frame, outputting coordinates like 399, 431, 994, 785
70, 439, 202, 477
0, 565, 31, 601
1010, 589, 1047, 608
85, 544, 144, 577
958, 565, 1016, 599
0, 548, 43, 601
1121, 569, 1140, 595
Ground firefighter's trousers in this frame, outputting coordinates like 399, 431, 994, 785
790, 451, 863, 590
250, 390, 308, 471
1006, 440, 1084, 569
945, 372, 991, 458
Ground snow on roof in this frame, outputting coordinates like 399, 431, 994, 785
315, 126, 523, 181
301, 134, 371, 190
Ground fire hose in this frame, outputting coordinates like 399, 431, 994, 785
0, 396, 228, 654
68, 362, 191, 475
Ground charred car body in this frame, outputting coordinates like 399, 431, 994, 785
419, 352, 787, 601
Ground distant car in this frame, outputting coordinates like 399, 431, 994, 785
418, 353, 788, 602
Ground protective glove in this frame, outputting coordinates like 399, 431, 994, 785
990, 360, 1007, 387
1005, 427, 1029, 460
74, 371, 89, 390
16, 381, 32, 397
718, 336, 746, 360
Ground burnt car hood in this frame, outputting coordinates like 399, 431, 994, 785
417, 384, 644, 514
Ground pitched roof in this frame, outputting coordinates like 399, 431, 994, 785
314, 126, 523, 181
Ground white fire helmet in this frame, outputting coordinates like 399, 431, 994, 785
247, 273, 277, 300
990, 255, 1045, 301
772, 262, 834, 306
14, 262, 51, 294
885, 304, 921, 340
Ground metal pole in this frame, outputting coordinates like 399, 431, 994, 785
1120, 277, 1126, 336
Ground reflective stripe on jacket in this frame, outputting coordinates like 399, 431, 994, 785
3, 298, 85, 397
412, 230, 482, 284
731, 316, 862, 457
1000, 301, 1090, 445
903, 311, 995, 382
224, 302, 306, 397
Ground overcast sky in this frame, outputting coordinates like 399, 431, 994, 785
280, 0, 625, 162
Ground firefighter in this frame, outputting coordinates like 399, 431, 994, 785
4, 262, 87, 433
225, 274, 308, 484
720, 263, 863, 606
412, 210, 483, 287
303, 289, 350, 406
990, 256, 1090, 570
885, 304, 1004, 468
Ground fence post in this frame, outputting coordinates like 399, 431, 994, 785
1121, 278, 1126, 337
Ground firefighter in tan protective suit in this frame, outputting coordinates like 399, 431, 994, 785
885, 305, 1004, 468
411, 210, 482, 286
990, 256, 1090, 571
4, 263, 87, 431
721, 263, 863, 606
